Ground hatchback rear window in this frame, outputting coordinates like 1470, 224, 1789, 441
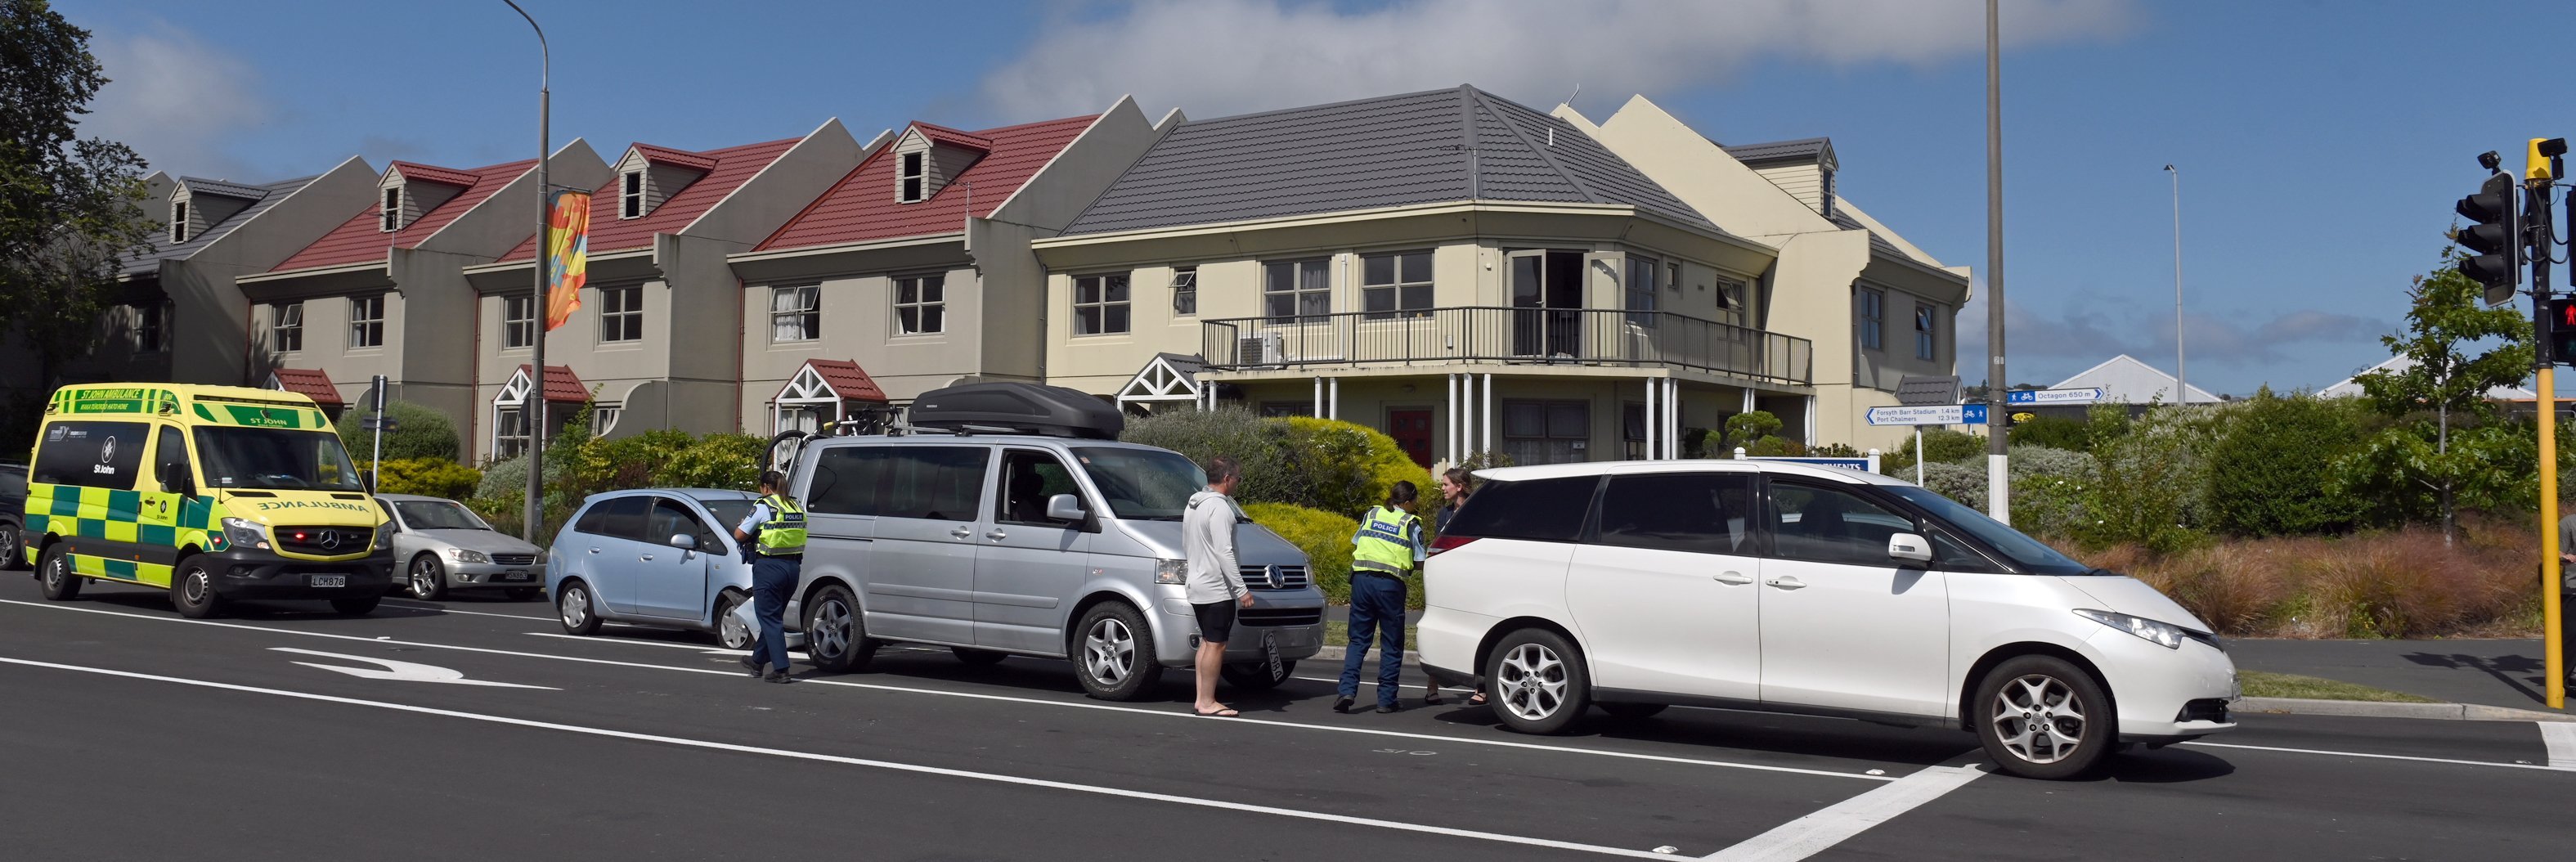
1442, 475, 1599, 542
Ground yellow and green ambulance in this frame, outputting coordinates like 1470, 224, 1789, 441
20, 384, 393, 617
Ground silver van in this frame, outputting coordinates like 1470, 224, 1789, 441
776, 384, 1326, 701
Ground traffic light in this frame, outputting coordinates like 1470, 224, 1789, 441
2455, 170, 2520, 306
2549, 298, 2576, 366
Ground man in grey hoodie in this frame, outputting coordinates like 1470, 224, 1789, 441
1185, 455, 1254, 717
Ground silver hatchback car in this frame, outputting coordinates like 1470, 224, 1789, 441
545, 488, 762, 650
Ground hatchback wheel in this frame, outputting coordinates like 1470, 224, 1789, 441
1975, 655, 2114, 779
407, 555, 447, 601
716, 590, 753, 650
38, 544, 82, 600
801, 584, 877, 673
172, 558, 223, 619
1488, 628, 1588, 734
1071, 602, 1162, 701
556, 580, 600, 635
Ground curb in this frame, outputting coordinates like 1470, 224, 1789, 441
2236, 697, 2576, 723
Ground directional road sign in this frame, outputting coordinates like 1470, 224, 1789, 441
2006, 388, 2106, 406
1865, 404, 1989, 426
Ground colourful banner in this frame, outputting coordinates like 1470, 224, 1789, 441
544, 190, 590, 331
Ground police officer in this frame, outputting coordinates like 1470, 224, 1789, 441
731, 470, 806, 684
1337, 481, 1425, 714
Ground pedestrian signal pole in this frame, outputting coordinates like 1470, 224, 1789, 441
2528, 137, 2566, 711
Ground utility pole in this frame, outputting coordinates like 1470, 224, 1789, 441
505, 0, 550, 541
1984, 0, 2009, 522
2166, 164, 2186, 404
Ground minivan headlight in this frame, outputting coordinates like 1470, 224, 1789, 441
219, 517, 271, 551
2075, 608, 2199, 650
445, 547, 490, 564
1154, 558, 1187, 585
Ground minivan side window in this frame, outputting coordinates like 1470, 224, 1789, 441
1442, 475, 1600, 542
806, 447, 888, 516
1767, 481, 1916, 567
32, 421, 150, 489
1598, 472, 1759, 555
994, 449, 1081, 525
877, 447, 990, 521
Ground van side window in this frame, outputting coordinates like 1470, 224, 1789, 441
1442, 475, 1600, 542
806, 447, 888, 516
31, 421, 150, 489
155, 426, 190, 490
1598, 472, 1759, 555
994, 449, 1080, 525
1767, 481, 1915, 567
877, 447, 990, 521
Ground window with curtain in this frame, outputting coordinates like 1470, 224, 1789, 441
772, 285, 819, 342
348, 295, 384, 348
1261, 258, 1331, 324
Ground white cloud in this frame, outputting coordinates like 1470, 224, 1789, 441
83, 25, 271, 181
977, 0, 2135, 119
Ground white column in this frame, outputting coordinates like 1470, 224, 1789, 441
1643, 377, 1658, 461
1804, 394, 1817, 445
1331, 377, 1340, 420
1666, 378, 1681, 460
1481, 373, 1494, 457
1741, 387, 1756, 415
1312, 376, 1322, 417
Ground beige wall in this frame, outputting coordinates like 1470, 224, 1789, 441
735, 255, 983, 436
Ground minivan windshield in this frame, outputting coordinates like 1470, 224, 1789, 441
1072, 447, 1204, 521
1885, 486, 2092, 575
195, 428, 365, 492
396, 501, 487, 531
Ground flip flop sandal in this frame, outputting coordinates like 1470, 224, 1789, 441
1193, 707, 1241, 717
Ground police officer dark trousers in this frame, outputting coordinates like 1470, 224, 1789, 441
1338, 481, 1425, 714
732, 471, 806, 684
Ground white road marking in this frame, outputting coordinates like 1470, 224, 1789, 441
2182, 741, 2576, 773
272, 648, 556, 689
0, 656, 1673, 860
1700, 765, 1985, 860
2540, 722, 2576, 769
377, 599, 552, 621
0, 598, 1889, 782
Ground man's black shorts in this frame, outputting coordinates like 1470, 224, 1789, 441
1192, 599, 1236, 644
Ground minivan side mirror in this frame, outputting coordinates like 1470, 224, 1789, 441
1888, 532, 1933, 566
1044, 493, 1088, 523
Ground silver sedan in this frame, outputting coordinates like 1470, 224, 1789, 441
378, 494, 549, 601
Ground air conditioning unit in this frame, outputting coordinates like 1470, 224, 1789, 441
1237, 332, 1284, 367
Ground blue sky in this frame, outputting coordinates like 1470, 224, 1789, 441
56, 0, 2571, 396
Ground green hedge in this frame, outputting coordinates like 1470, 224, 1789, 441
1244, 502, 1358, 604
360, 458, 481, 500
335, 400, 460, 462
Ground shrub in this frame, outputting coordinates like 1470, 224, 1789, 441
2007, 415, 2089, 451
1282, 417, 1430, 519
361, 458, 481, 500
334, 400, 460, 462
1119, 408, 1304, 505
1242, 502, 1367, 605
658, 433, 767, 491
2078, 402, 2237, 552
1883, 428, 1985, 475
2205, 389, 2363, 537
2060, 521, 2539, 639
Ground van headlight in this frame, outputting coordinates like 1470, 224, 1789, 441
2075, 608, 2195, 649
444, 547, 490, 564
220, 518, 271, 551
375, 523, 397, 551
1154, 558, 1187, 585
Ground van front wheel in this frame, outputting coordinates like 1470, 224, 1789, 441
1974, 655, 2114, 780
1072, 602, 1162, 701
172, 558, 224, 619
38, 545, 82, 600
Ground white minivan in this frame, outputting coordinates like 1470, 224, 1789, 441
1417, 460, 2237, 779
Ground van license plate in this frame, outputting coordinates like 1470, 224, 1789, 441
307, 575, 347, 588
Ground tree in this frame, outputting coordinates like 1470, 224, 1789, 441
0, 1, 157, 435
2340, 248, 2535, 542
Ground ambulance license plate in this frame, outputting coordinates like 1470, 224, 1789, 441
307, 574, 347, 588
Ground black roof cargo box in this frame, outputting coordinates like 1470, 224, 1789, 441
908, 382, 1124, 440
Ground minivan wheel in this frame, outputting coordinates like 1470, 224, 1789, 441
1488, 628, 1589, 735
556, 580, 601, 635
172, 558, 224, 619
1072, 602, 1163, 701
1219, 659, 1295, 691
38, 544, 83, 600
1975, 655, 2114, 780
802, 584, 877, 674
407, 554, 448, 601
715, 590, 753, 650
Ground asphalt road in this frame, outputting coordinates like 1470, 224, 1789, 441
2, 577, 2569, 861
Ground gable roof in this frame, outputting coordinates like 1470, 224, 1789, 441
496, 137, 802, 262
266, 367, 344, 407
2318, 355, 2535, 400
2050, 355, 2222, 404
1721, 137, 1833, 167
756, 114, 1098, 252
122, 174, 318, 276
272, 157, 536, 273
627, 142, 720, 172
385, 160, 482, 187
177, 177, 270, 200
1062, 85, 1714, 236
910, 123, 994, 151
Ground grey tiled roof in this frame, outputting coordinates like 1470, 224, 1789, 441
1064, 85, 1718, 236
1721, 137, 1830, 165
121, 174, 316, 276
1829, 210, 1905, 258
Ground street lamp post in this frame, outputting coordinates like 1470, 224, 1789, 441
2166, 164, 2186, 404
1984, 0, 2009, 522
504, 0, 550, 541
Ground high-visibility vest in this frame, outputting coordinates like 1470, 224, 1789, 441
755, 494, 806, 557
1352, 505, 1419, 575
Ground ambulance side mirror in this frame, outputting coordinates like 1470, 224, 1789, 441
159, 463, 195, 498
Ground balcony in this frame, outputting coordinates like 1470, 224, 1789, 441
1200, 307, 1812, 386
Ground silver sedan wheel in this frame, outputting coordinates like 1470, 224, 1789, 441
559, 584, 590, 628
408, 558, 442, 599
810, 598, 853, 658
1083, 617, 1136, 685
1991, 673, 2088, 765
1497, 642, 1568, 722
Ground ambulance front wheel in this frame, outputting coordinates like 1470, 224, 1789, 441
172, 557, 226, 619
38, 544, 83, 600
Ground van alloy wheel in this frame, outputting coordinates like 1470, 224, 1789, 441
1497, 643, 1568, 722
1990, 674, 2087, 765
1084, 617, 1135, 686
801, 585, 874, 673
810, 599, 852, 658
1972, 655, 2112, 779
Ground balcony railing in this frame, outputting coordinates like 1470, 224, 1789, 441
1200, 306, 1812, 386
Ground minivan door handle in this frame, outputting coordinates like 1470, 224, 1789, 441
1764, 576, 1806, 590
984, 528, 1008, 542
588, 547, 601, 554
1715, 571, 1754, 585
949, 527, 973, 540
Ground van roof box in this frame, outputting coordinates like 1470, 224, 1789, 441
907, 382, 1124, 440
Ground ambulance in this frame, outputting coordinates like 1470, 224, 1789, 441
19, 384, 394, 617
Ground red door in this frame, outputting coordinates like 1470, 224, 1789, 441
1388, 410, 1434, 467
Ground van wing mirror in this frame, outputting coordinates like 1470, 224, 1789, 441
1888, 532, 1934, 565
159, 463, 195, 497
1044, 493, 1088, 523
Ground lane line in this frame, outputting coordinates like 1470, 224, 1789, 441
2541, 722, 2576, 769
1701, 765, 1986, 860
378, 599, 553, 621
0, 599, 1889, 782
521, 631, 715, 651
2181, 741, 2576, 773
0, 656, 1672, 860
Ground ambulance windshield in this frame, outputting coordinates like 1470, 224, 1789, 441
194, 427, 365, 492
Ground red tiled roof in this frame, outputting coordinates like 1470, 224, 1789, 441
496, 137, 801, 263
756, 114, 1097, 253
270, 157, 537, 273
386, 160, 481, 187
515, 364, 588, 403
267, 368, 342, 406
805, 358, 887, 402
911, 122, 993, 151
630, 143, 719, 172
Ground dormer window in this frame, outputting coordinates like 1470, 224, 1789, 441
1820, 168, 1836, 218
380, 187, 402, 231
900, 151, 926, 203
171, 201, 189, 243
620, 171, 644, 219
